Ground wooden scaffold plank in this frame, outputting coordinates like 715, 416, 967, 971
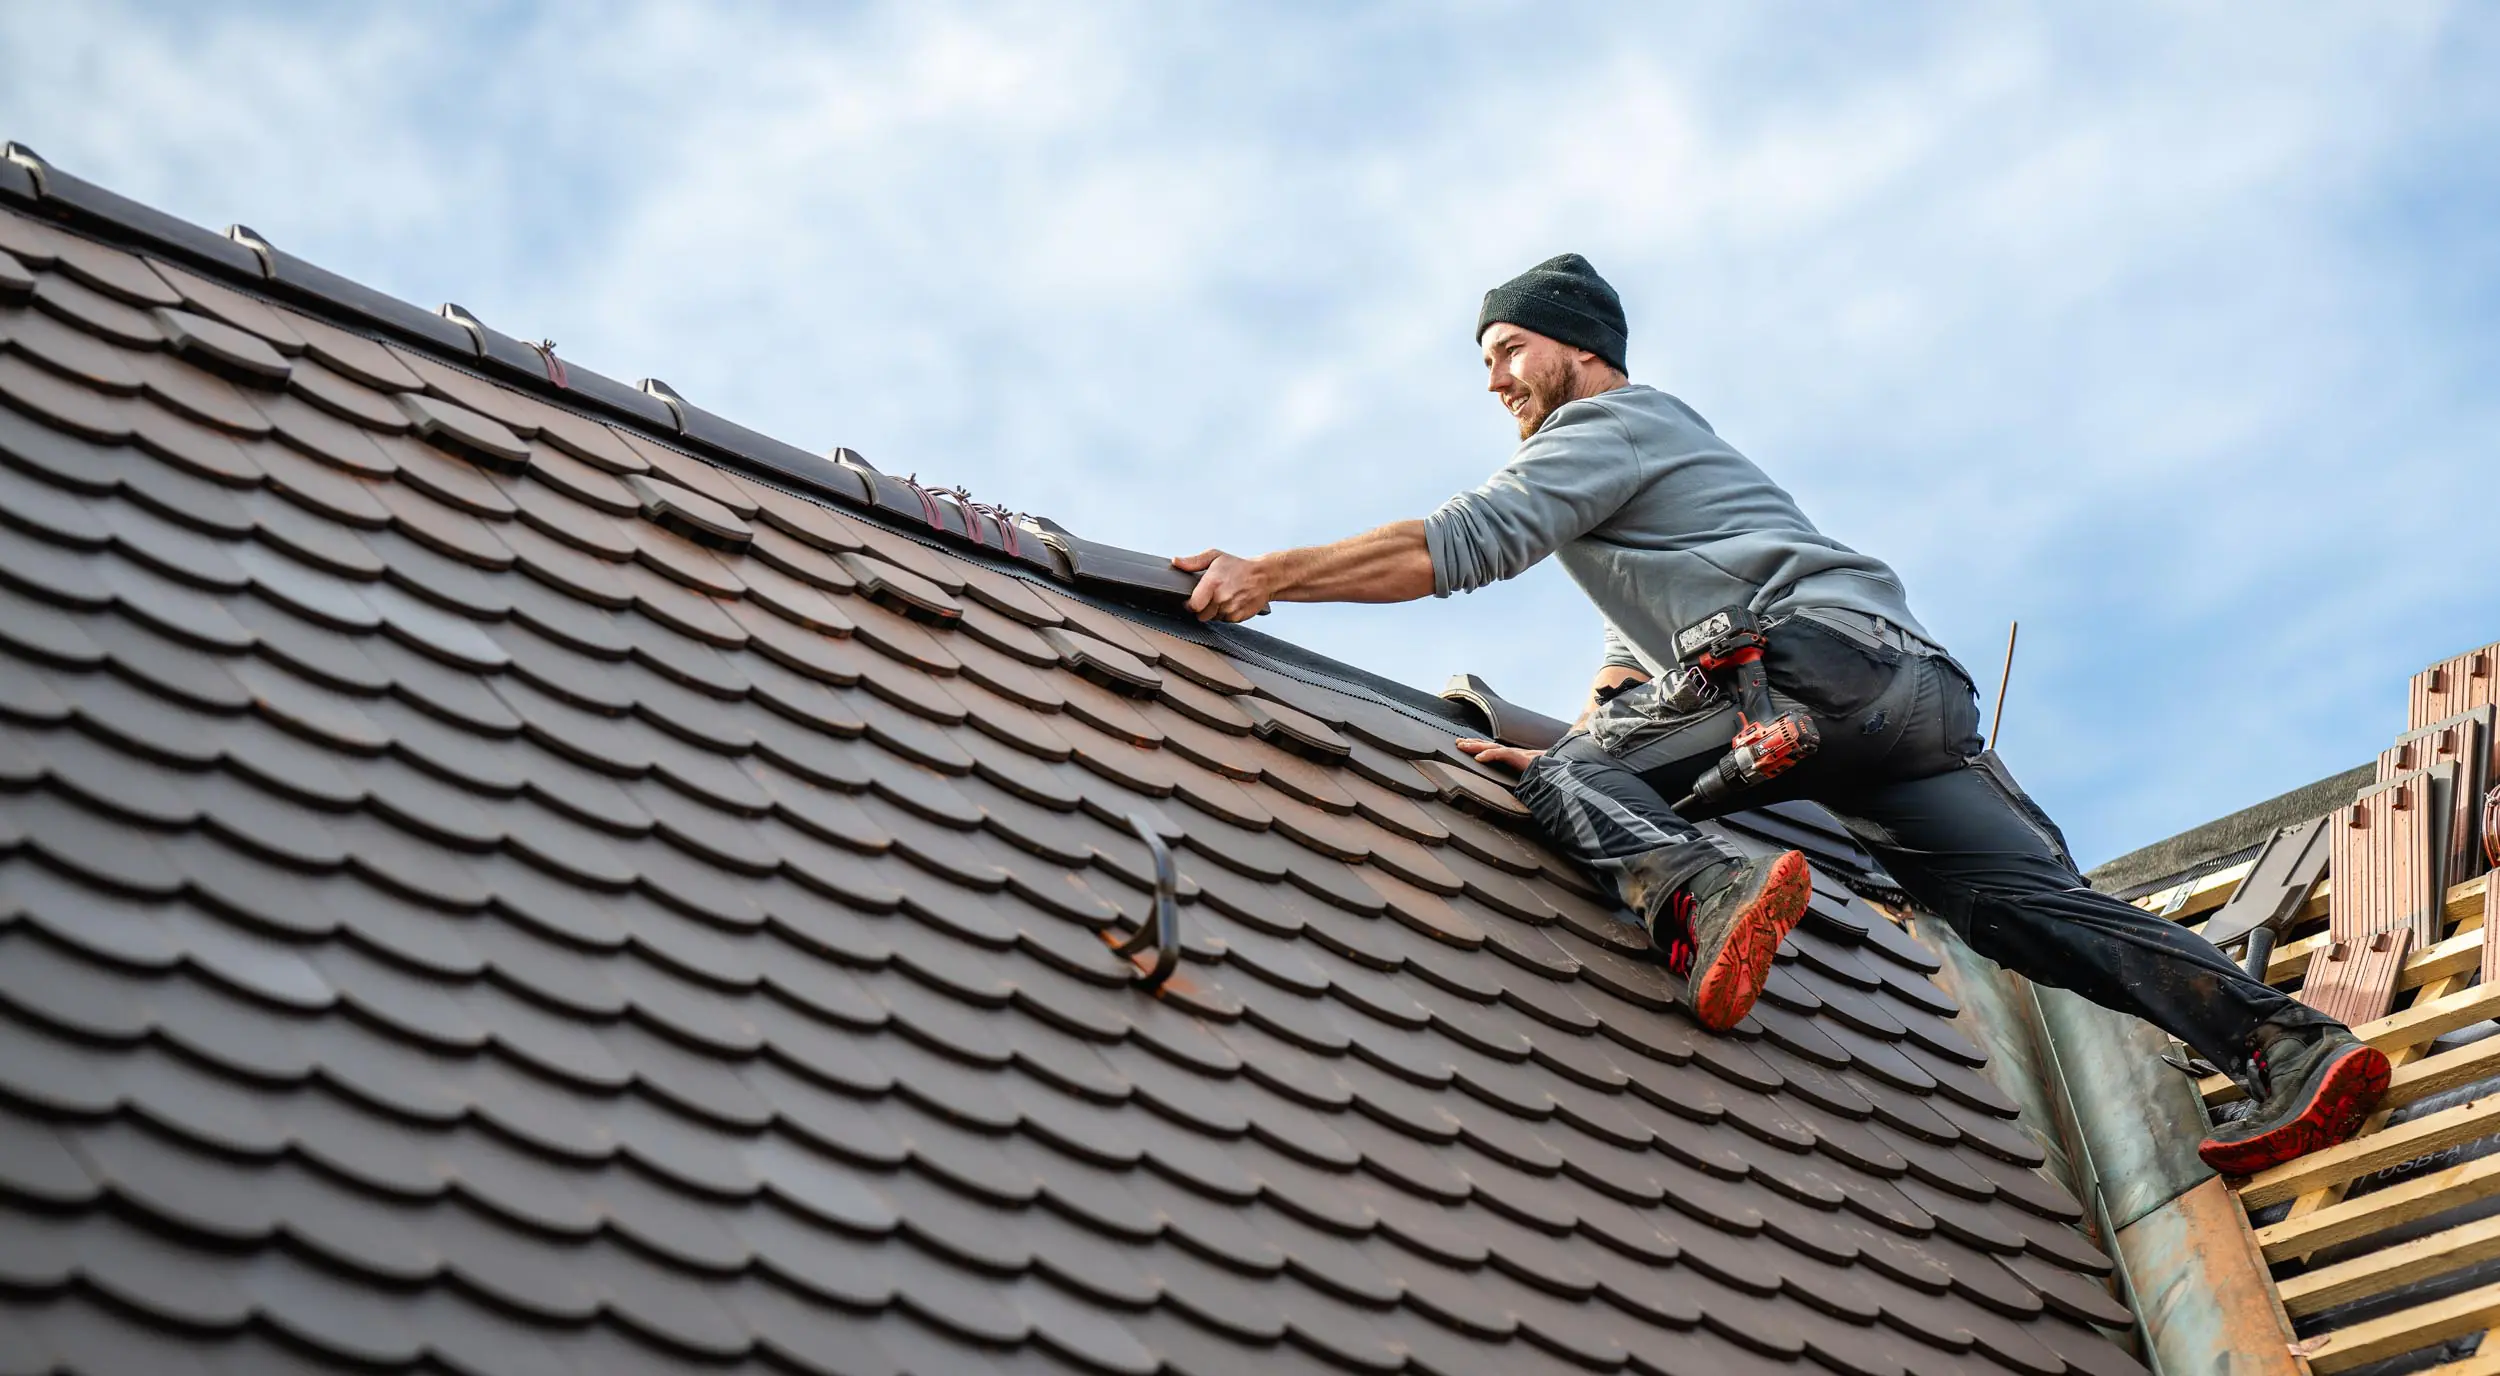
2304, 1274, 2500, 1374
2279, 1210, 2500, 1316
2238, 1094, 2500, 1209
2256, 1154, 2500, 1262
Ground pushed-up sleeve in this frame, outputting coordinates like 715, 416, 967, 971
1423, 400, 1642, 597
1599, 620, 1648, 673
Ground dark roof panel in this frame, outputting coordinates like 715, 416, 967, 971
0, 182, 2142, 1376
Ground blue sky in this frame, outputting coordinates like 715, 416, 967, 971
5, 3, 2494, 866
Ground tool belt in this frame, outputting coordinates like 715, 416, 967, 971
1786, 607, 1973, 683
1668, 606, 1822, 811
1585, 606, 1942, 770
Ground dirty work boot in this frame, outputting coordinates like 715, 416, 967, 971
1631, 851, 1814, 1032
2197, 1023, 2390, 1176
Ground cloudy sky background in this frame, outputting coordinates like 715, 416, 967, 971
5, 3, 2493, 866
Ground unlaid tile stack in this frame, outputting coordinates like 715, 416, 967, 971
2303, 642, 2500, 1024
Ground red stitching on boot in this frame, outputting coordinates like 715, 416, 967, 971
1663, 891, 1698, 978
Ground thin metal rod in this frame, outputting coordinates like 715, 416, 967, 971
1988, 620, 2019, 752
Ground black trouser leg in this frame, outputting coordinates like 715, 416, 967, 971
1815, 654, 2333, 1076
1517, 622, 1917, 905
1516, 733, 1744, 903
1521, 626, 2331, 1075
1825, 759, 2332, 1074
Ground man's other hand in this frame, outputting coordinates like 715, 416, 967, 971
1175, 549, 1271, 622
1457, 738, 1543, 773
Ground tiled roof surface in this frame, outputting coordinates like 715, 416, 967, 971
0, 158, 2141, 1376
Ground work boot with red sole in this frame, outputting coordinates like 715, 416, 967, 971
1647, 850, 1814, 1032
2197, 1026, 2390, 1176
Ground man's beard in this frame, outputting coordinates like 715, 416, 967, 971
1512, 354, 1580, 438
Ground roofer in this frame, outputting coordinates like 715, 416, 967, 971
1176, 253, 2388, 1174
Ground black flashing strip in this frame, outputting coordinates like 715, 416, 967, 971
5, 144, 264, 277
839, 460, 1056, 573
225, 225, 482, 355
556, 360, 680, 430
859, 464, 969, 537
1202, 616, 1484, 735
735, 454, 1475, 747
692, 403, 887, 514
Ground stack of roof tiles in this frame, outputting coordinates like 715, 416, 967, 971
2278, 649, 2500, 1026
2127, 642, 2500, 1376
0, 148, 2142, 1376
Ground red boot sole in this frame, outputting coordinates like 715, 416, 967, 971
2197, 1043, 2392, 1177
1691, 851, 1813, 1032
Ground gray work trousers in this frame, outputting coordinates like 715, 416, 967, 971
1513, 613, 2331, 1080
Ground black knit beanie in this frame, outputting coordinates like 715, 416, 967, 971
1475, 253, 1627, 371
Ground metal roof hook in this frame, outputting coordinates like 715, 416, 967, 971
1112, 812, 1182, 990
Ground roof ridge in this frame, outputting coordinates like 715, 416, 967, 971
0, 140, 1205, 609
0, 139, 1557, 744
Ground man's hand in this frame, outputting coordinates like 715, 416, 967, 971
1174, 522, 1434, 622
1174, 549, 1272, 622
1457, 737, 1543, 773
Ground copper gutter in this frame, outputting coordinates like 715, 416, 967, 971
1913, 916, 2308, 1376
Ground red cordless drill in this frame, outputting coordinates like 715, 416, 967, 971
1670, 607, 1821, 813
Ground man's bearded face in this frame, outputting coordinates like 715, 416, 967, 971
1483, 324, 1594, 439
1507, 346, 1579, 438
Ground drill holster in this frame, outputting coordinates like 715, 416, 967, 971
1671, 606, 1822, 812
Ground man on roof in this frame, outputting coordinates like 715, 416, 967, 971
1176, 253, 2385, 1174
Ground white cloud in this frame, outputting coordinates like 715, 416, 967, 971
2, 1, 2492, 863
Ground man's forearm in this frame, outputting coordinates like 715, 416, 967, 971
1257, 520, 1434, 604
1176, 519, 1435, 622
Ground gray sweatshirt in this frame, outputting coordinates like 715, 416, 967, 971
1424, 383, 1936, 677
